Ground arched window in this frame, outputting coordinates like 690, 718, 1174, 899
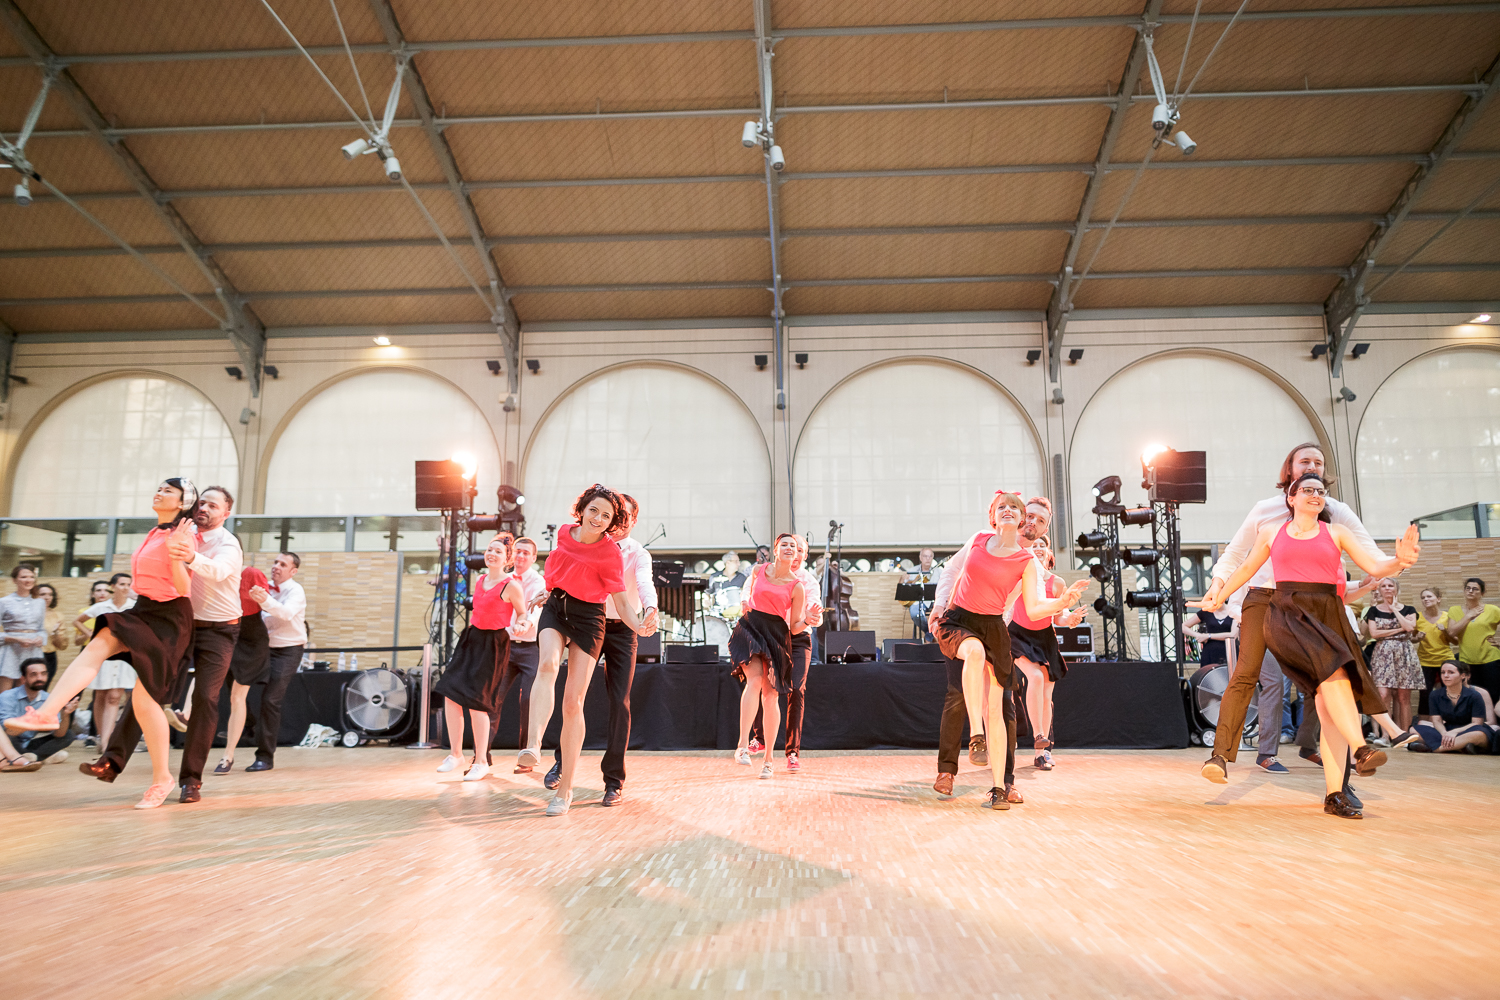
523, 365, 770, 548
265, 369, 499, 514
1357, 347, 1500, 537
793, 361, 1044, 546
1069, 353, 1319, 544
11, 376, 239, 517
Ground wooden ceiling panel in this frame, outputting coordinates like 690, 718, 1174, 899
414, 42, 756, 117
1457, 98, 1500, 151
775, 28, 1133, 105
775, 1, 1139, 28
783, 281, 1053, 315
470, 182, 769, 236
0, 300, 215, 331
1377, 218, 1500, 266
123, 129, 449, 189
174, 191, 470, 244
777, 106, 1111, 172
1069, 273, 1339, 308
0, 66, 80, 131
1078, 222, 1374, 272
493, 239, 769, 287
1409, 159, 1500, 212
0, 253, 214, 299
780, 172, 1089, 228
390, 0, 752, 40
1370, 270, 1500, 303
214, 245, 491, 293
9, 136, 139, 193
445, 118, 756, 182
249, 293, 492, 328
1093, 163, 1418, 219
12, 0, 385, 54
782, 231, 1067, 279
0, 198, 178, 249
509, 287, 773, 322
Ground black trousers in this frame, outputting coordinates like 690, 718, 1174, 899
750, 636, 811, 753
22, 732, 74, 761
105, 620, 239, 785
254, 644, 304, 764
487, 640, 538, 760
936, 656, 1016, 784
552, 621, 636, 792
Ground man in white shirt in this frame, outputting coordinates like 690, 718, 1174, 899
85, 486, 244, 804
1201, 445, 1385, 783
543, 495, 659, 807
246, 552, 307, 771
488, 536, 546, 771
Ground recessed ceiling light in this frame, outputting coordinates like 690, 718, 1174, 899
373, 335, 391, 345
1471, 313, 1492, 324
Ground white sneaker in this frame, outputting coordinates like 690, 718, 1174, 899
517, 747, 540, 767
463, 761, 490, 782
436, 754, 465, 773
545, 791, 572, 816
43, 750, 68, 765
760, 763, 773, 779
18, 753, 37, 764
735, 748, 752, 766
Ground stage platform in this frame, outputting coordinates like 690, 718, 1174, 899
4, 746, 1495, 999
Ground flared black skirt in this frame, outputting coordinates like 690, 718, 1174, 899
1008, 619, 1067, 682
729, 609, 794, 693
228, 612, 271, 685
434, 625, 513, 713
94, 594, 194, 703
1265, 582, 1379, 702
933, 604, 1016, 688
537, 589, 606, 660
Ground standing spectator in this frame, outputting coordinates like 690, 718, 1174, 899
77, 573, 137, 753
1363, 578, 1423, 734
75, 581, 110, 647
1446, 578, 1500, 704
34, 583, 67, 686
0, 658, 79, 770
0, 565, 47, 692
1186, 607, 1239, 667
1414, 587, 1452, 716
243, 552, 308, 772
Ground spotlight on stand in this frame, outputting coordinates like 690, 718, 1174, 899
1122, 547, 1159, 566
1127, 589, 1167, 610
1120, 506, 1155, 527
1076, 529, 1110, 550
1089, 562, 1112, 582
1142, 446, 1207, 504
1091, 474, 1125, 516
1093, 596, 1118, 619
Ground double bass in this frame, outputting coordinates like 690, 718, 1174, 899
818, 520, 859, 636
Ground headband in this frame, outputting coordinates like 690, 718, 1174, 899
176, 478, 198, 510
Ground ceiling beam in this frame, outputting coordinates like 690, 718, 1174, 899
0, 0, 266, 395
1, 4, 1491, 67
19, 83, 1482, 140
1045, 0, 1163, 382
752, 0, 787, 411
366, 0, 520, 395
0, 316, 15, 406
1323, 51, 1500, 377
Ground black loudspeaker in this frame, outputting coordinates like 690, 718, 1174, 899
636, 634, 662, 664
664, 643, 719, 664
1150, 449, 1207, 504
415, 460, 466, 510
823, 630, 877, 663
892, 642, 946, 663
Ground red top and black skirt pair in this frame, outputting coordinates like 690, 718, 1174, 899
435, 571, 519, 713
93, 524, 194, 703
536, 525, 626, 661
728, 564, 802, 693
932, 533, 1036, 689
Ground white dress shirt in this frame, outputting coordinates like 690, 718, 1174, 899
604, 537, 658, 621
187, 524, 244, 622
797, 568, 823, 613
257, 577, 307, 647
1212, 495, 1384, 607
508, 567, 546, 641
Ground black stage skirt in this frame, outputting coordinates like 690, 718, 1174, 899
1008, 619, 1067, 682
537, 589, 607, 660
434, 625, 513, 713
932, 604, 1016, 688
1265, 582, 1381, 703
228, 612, 271, 685
93, 595, 194, 704
729, 609, 794, 693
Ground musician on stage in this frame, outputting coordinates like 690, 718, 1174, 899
901, 549, 941, 641
710, 551, 749, 597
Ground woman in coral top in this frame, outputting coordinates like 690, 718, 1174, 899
1008, 537, 1086, 773
5, 479, 198, 809
928, 490, 1089, 810
1196, 471, 1421, 819
434, 534, 527, 782
521, 485, 651, 816
730, 533, 807, 778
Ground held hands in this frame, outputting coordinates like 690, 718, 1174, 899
1059, 608, 1086, 628
806, 605, 824, 628
1394, 524, 1421, 568
637, 607, 660, 637
528, 594, 548, 612
248, 585, 269, 604
1062, 579, 1090, 605
166, 520, 196, 561
1188, 594, 1225, 613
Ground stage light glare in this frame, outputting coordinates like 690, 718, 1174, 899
1471, 313, 1491, 323
451, 451, 478, 480
1141, 443, 1168, 467
373, 335, 391, 346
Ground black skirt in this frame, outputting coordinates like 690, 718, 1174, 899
93, 595, 194, 704
932, 604, 1016, 688
434, 624, 513, 713
729, 609, 795, 693
1265, 582, 1381, 703
228, 612, 271, 685
537, 589, 607, 660
1008, 619, 1067, 682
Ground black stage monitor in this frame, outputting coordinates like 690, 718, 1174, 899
664, 643, 719, 664
824, 629, 877, 663
415, 459, 467, 510
1150, 449, 1207, 504
894, 583, 936, 602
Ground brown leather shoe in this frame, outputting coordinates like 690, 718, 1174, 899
79, 757, 120, 783
1353, 745, 1387, 777
932, 772, 954, 796
178, 781, 202, 804
1005, 783, 1024, 804
1323, 790, 1362, 819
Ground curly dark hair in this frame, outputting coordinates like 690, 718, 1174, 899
571, 484, 627, 532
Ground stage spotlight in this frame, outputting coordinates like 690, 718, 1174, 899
501, 392, 518, 412
1141, 443, 1168, 468
13, 180, 31, 206
1025, 349, 1041, 365
1120, 506, 1154, 527
1172, 130, 1196, 155
1310, 343, 1329, 358
526, 359, 541, 374
341, 137, 371, 159
1091, 475, 1122, 505
1351, 342, 1370, 359
383, 155, 402, 181
225, 366, 243, 380
451, 451, 478, 481
1076, 529, 1109, 550
769, 145, 785, 171
373, 335, 391, 346
238, 406, 255, 425
1093, 596, 1118, 619
1151, 102, 1173, 132
1127, 589, 1166, 610
741, 120, 760, 147
1338, 386, 1357, 402
1051, 388, 1065, 404
1122, 547, 1159, 566
1089, 562, 1111, 582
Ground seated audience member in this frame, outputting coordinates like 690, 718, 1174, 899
1410, 660, 1495, 754
0, 657, 79, 770
1458, 662, 1496, 723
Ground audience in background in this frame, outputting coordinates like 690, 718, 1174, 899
78, 573, 137, 752
1186, 606, 1238, 667
34, 583, 66, 686
1410, 660, 1495, 754
0, 565, 47, 692
75, 581, 110, 648
0, 657, 78, 770
1414, 587, 1452, 716
1447, 578, 1500, 703
1363, 578, 1423, 732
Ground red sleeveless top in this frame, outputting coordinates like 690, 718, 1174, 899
470, 573, 516, 630
1011, 573, 1060, 629
747, 564, 798, 619
543, 524, 626, 604
132, 526, 188, 602
1269, 521, 1341, 585
950, 533, 1035, 616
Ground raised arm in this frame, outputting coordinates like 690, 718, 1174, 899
1195, 524, 1277, 612
256, 583, 305, 623
1332, 523, 1419, 580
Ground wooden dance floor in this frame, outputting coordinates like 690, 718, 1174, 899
4, 747, 1495, 999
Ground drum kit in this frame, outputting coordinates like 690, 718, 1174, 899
676, 584, 741, 657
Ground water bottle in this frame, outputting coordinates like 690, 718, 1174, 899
351, 653, 359, 670
338, 651, 347, 670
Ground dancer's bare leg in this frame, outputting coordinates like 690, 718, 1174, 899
737, 657, 766, 750
8, 629, 125, 727
986, 674, 1010, 790
468, 711, 491, 767
557, 642, 600, 799
758, 662, 781, 765
1315, 689, 1350, 796
93, 688, 125, 749
524, 629, 565, 758
959, 637, 988, 735
222, 681, 251, 763
1017, 658, 1048, 744
443, 698, 470, 765
130, 680, 174, 789
1318, 670, 1367, 749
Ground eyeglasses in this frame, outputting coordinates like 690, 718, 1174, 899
1294, 487, 1328, 497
